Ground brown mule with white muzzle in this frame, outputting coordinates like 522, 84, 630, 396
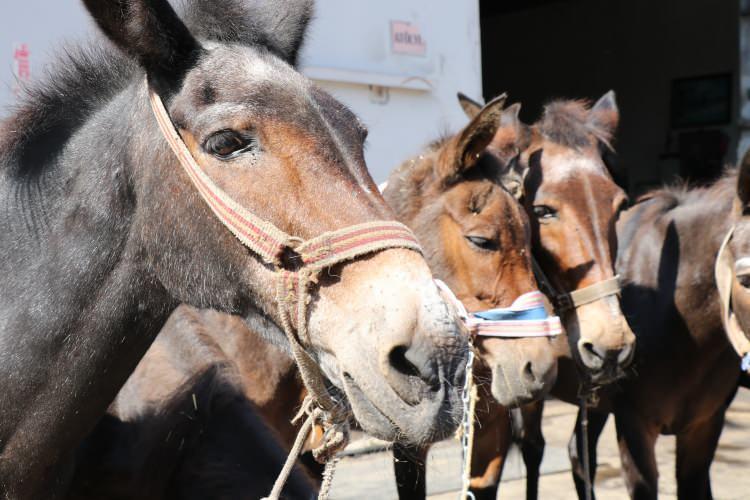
455, 92, 635, 500
0, 0, 467, 496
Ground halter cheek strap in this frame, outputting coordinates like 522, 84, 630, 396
714, 226, 750, 370
148, 83, 424, 453
530, 257, 621, 314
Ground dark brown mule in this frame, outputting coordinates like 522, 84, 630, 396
69, 361, 316, 500
455, 92, 634, 500
0, 0, 467, 496
567, 160, 750, 500
384, 97, 561, 499
67, 95, 555, 499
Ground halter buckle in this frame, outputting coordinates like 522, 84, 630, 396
555, 293, 574, 313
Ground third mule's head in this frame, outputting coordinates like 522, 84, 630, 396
523, 93, 635, 382
384, 96, 557, 408
83, 0, 467, 445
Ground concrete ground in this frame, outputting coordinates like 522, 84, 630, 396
328, 389, 750, 499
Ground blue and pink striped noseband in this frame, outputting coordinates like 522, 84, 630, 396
435, 281, 563, 338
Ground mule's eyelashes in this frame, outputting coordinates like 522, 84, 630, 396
466, 235, 499, 252
203, 130, 259, 160
532, 205, 558, 221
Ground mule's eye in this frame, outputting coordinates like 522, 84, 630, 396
466, 236, 499, 251
204, 130, 257, 159
533, 205, 557, 220
739, 275, 750, 289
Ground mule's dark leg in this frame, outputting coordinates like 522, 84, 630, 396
614, 409, 659, 500
568, 407, 609, 500
675, 412, 725, 500
468, 403, 513, 500
513, 401, 545, 500
393, 443, 428, 500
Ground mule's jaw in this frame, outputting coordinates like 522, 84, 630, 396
341, 354, 467, 444
490, 361, 557, 408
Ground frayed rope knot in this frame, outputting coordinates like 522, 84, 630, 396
263, 397, 350, 500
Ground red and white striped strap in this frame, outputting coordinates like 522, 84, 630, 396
148, 83, 423, 416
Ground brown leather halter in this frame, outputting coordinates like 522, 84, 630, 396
714, 226, 750, 368
147, 83, 423, 429
530, 257, 621, 314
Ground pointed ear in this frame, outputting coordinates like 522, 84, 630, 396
587, 90, 620, 140
253, 0, 314, 66
455, 94, 508, 166
490, 103, 528, 199
738, 148, 750, 207
437, 94, 506, 184
82, 0, 202, 95
499, 155, 527, 200
457, 92, 484, 119
185, 0, 314, 67
494, 102, 527, 150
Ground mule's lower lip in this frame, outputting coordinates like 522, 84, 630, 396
341, 370, 459, 445
342, 372, 400, 441
587, 366, 628, 385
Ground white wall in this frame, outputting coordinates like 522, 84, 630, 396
0, 0, 482, 183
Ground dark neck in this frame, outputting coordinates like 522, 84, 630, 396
0, 81, 178, 497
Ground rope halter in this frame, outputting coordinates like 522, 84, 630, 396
715, 225, 750, 371
147, 82, 424, 447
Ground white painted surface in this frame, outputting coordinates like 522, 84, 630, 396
0, 0, 482, 182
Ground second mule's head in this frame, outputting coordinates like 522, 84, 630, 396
384, 96, 557, 407
83, 0, 467, 445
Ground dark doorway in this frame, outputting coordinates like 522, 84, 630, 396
479, 0, 739, 194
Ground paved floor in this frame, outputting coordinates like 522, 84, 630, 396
328, 389, 750, 499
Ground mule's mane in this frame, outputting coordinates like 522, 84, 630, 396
635, 167, 738, 215
0, 0, 312, 179
537, 99, 613, 150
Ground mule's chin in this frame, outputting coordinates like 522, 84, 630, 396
340, 369, 463, 446
490, 363, 557, 408
584, 365, 629, 385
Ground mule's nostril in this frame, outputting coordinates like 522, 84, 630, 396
389, 345, 422, 379
522, 361, 536, 383
582, 342, 599, 358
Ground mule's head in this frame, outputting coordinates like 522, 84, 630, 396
725, 150, 750, 359
519, 93, 635, 383
384, 96, 557, 408
83, 0, 467, 445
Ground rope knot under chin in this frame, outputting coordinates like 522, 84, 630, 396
294, 396, 351, 464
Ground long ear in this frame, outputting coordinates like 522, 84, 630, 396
587, 90, 620, 142
738, 148, 750, 207
495, 103, 529, 199
82, 0, 202, 95
457, 92, 484, 120
185, 0, 314, 66
437, 94, 507, 184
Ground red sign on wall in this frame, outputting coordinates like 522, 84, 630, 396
391, 21, 426, 56
12, 43, 31, 97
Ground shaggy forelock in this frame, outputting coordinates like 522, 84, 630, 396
538, 99, 614, 150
